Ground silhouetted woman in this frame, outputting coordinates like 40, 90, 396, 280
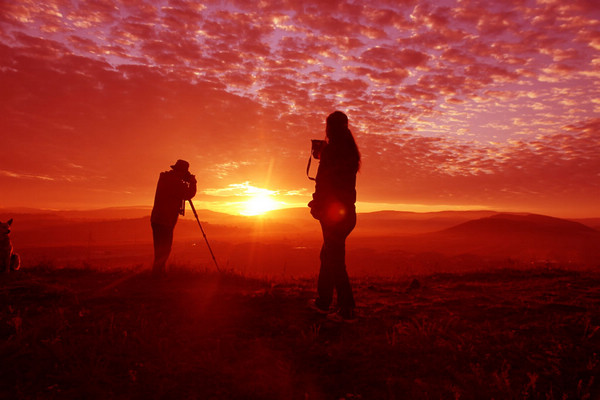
308, 111, 360, 322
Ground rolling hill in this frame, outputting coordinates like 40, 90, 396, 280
425, 213, 600, 264
2, 208, 599, 273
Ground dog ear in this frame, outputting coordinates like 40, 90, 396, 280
7, 218, 13, 226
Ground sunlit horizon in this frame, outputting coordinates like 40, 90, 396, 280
238, 193, 284, 216
4, 200, 591, 220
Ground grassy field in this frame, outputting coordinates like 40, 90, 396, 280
1, 265, 599, 399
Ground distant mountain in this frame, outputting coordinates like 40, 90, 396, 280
443, 213, 597, 236
5, 207, 600, 267
262, 207, 309, 220
0, 206, 152, 220
360, 210, 498, 220
355, 210, 499, 235
5, 207, 600, 272
262, 208, 504, 235
0, 206, 244, 227
4, 207, 316, 248
573, 218, 600, 232
426, 213, 600, 264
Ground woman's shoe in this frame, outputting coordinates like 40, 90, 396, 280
327, 308, 358, 323
308, 299, 331, 315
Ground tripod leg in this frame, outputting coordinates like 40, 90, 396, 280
188, 200, 221, 272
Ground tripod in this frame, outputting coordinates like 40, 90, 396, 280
188, 200, 221, 272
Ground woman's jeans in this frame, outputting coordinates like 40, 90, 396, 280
317, 211, 356, 310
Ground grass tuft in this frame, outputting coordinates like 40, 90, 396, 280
1, 265, 599, 399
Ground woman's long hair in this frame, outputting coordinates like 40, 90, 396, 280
326, 111, 361, 172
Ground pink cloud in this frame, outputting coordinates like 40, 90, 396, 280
360, 47, 429, 69
0, 0, 598, 216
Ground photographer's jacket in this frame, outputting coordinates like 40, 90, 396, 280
151, 170, 197, 228
311, 142, 358, 223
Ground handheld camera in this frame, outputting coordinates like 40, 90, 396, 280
307, 139, 326, 181
311, 139, 327, 160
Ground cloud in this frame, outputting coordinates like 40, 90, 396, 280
359, 47, 428, 73
0, 0, 598, 216
0, 170, 55, 181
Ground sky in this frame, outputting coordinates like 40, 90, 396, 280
0, 0, 599, 218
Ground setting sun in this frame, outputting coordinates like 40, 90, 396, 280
241, 193, 280, 216
199, 182, 295, 216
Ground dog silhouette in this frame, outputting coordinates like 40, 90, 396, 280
0, 219, 20, 272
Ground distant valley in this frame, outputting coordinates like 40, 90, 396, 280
1, 207, 598, 276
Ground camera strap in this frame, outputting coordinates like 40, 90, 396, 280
306, 155, 316, 181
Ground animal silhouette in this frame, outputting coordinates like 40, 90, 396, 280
0, 219, 20, 272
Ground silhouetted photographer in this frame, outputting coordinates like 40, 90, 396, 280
308, 111, 360, 322
151, 159, 197, 275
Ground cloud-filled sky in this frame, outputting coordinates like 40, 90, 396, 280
1, 0, 599, 217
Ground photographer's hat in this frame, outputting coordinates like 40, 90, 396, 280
170, 159, 190, 173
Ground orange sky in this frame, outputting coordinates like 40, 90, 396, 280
1, 0, 599, 218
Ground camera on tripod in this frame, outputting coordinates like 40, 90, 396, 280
182, 171, 195, 183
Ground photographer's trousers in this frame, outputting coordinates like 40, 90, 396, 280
317, 211, 356, 311
152, 222, 174, 274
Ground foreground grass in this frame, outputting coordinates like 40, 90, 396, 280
1, 266, 599, 399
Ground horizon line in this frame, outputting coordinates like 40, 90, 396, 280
1, 205, 599, 220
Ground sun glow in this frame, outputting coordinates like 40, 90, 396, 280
201, 182, 290, 216
241, 193, 280, 216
